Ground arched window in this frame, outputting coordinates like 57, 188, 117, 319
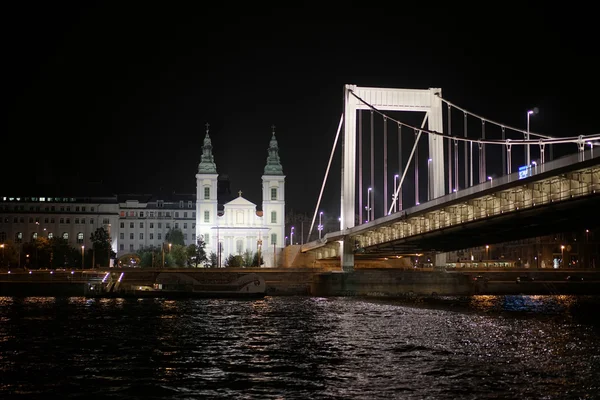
204, 187, 210, 200
32, 232, 38, 240
63, 232, 69, 240
77, 232, 84, 244
15, 232, 23, 243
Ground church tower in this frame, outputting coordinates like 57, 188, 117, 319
196, 123, 219, 253
261, 125, 285, 267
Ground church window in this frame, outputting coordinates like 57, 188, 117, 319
204, 211, 210, 223
204, 187, 210, 200
271, 188, 277, 200
77, 232, 84, 244
271, 211, 277, 223
63, 232, 69, 240
236, 239, 243, 255
271, 233, 277, 246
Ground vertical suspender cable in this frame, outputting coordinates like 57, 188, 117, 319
481, 120, 486, 182
398, 123, 403, 211
454, 139, 458, 191
415, 129, 419, 205
447, 104, 452, 194
501, 126, 506, 176
383, 116, 388, 214
370, 110, 375, 222
464, 112, 468, 187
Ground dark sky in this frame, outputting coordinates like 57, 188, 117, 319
4, 3, 598, 219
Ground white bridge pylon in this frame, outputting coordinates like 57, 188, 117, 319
341, 85, 445, 271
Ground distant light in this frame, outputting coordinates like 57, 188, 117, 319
531, 161, 537, 166
29, 271, 32, 274
50, 271, 53, 274
528, 110, 534, 115
428, 158, 432, 162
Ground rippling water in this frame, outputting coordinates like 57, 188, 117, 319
1, 295, 600, 399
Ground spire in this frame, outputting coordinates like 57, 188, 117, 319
198, 122, 217, 174
264, 125, 283, 175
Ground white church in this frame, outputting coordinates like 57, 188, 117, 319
195, 126, 286, 267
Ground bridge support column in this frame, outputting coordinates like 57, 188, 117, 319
435, 253, 447, 268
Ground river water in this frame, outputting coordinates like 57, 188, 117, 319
1, 295, 599, 399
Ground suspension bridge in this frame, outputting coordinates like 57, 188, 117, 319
300, 85, 600, 271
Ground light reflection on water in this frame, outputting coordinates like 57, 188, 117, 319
1, 295, 599, 399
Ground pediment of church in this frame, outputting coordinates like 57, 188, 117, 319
224, 196, 257, 209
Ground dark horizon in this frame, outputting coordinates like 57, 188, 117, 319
4, 4, 598, 219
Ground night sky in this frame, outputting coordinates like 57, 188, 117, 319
4, 4, 598, 220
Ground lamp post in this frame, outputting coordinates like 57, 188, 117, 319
531, 160, 537, 175
561, 245, 565, 267
485, 245, 489, 266
526, 110, 534, 167
285, 236, 288, 246
366, 187, 372, 222
291, 227, 295, 246
81, 245, 85, 269
35, 221, 39, 268
318, 211, 323, 240
487, 176, 493, 185
1, 244, 4, 267
427, 159, 432, 201
393, 174, 399, 213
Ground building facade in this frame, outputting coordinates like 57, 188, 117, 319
0, 127, 285, 268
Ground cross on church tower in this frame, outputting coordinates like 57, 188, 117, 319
238, 190, 242, 197
205, 122, 210, 133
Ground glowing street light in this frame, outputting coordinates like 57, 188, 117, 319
487, 176, 493, 185
526, 110, 534, 166
366, 188, 372, 222
485, 245, 490, 262
531, 160, 537, 174
0, 244, 4, 267
81, 245, 85, 269
561, 245, 565, 267
318, 211, 324, 240
291, 227, 295, 246
393, 174, 399, 213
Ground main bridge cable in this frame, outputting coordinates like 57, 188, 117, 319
435, 93, 552, 140
348, 90, 600, 146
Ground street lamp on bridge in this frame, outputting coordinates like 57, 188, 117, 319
291, 227, 295, 246
392, 174, 399, 213
366, 188, 372, 222
318, 211, 324, 240
487, 176, 493, 185
526, 110, 534, 167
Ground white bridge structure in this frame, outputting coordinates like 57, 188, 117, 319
301, 85, 600, 271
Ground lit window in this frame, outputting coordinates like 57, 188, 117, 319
271, 188, 277, 200
48, 233, 53, 239
271, 211, 277, 223
77, 232, 84, 244
15, 232, 23, 243
63, 232, 69, 240
204, 187, 210, 200
32, 232, 38, 240
204, 211, 209, 223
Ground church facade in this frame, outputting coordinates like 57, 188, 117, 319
195, 127, 286, 267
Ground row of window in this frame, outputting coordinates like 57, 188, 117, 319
2, 197, 78, 202
120, 210, 196, 218
1, 231, 85, 243
120, 232, 199, 241
1, 205, 97, 212
2, 217, 109, 225
156, 200, 194, 208
117, 234, 278, 252
120, 222, 197, 230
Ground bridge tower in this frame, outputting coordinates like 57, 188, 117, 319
341, 85, 445, 271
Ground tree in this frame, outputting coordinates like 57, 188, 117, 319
186, 239, 208, 267
165, 228, 185, 246
90, 227, 115, 267
252, 252, 264, 267
208, 251, 218, 268
136, 245, 162, 268
224, 254, 243, 268
171, 244, 187, 267
242, 250, 253, 267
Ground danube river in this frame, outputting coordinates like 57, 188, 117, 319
1, 295, 599, 399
